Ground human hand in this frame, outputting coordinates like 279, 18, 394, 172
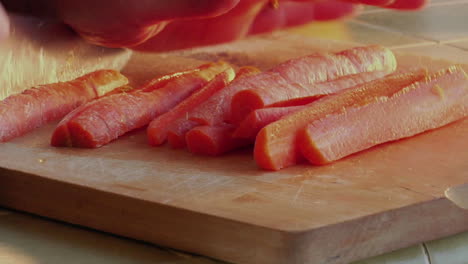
1, 0, 427, 51
0, 3, 9, 42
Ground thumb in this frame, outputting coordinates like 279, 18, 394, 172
56, 0, 239, 47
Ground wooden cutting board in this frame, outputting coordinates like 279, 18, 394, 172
1, 32, 468, 264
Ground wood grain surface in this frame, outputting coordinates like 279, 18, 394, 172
1, 32, 468, 264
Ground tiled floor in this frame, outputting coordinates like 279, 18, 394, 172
0, 208, 220, 264
353, 244, 429, 264
357, 3, 468, 42
362, 0, 468, 13
355, 232, 468, 264
345, 20, 432, 47
425, 233, 468, 264
392, 43, 468, 63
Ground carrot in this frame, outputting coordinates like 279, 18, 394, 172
147, 68, 236, 146
51, 62, 230, 148
188, 66, 261, 125
254, 70, 427, 171
165, 67, 260, 148
228, 45, 397, 124
233, 69, 405, 139
103, 67, 194, 96
232, 105, 306, 140
0, 70, 127, 142
186, 124, 251, 156
139, 67, 208, 92
167, 120, 199, 148
299, 66, 468, 165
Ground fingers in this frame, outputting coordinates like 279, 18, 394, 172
385, 0, 428, 10
4, 0, 426, 50
1, 0, 57, 17
133, 0, 268, 52
57, 0, 240, 26
133, 0, 361, 52
339, 0, 395, 6
250, 0, 359, 35
56, 0, 240, 47
0, 3, 9, 41
299, 0, 360, 21
341, 0, 428, 9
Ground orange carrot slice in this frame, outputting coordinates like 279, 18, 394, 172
167, 120, 199, 148
233, 69, 408, 139
105, 68, 196, 96
139, 68, 204, 92
233, 105, 306, 140
0, 70, 127, 142
51, 62, 230, 148
254, 70, 427, 170
188, 66, 261, 126
165, 67, 260, 148
299, 66, 468, 165
228, 45, 397, 124
147, 68, 236, 146
186, 124, 251, 156
230, 70, 391, 124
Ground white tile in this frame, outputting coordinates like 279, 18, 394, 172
360, 0, 468, 14
393, 43, 468, 65
425, 232, 468, 264
344, 21, 431, 47
0, 209, 221, 264
356, 3, 468, 42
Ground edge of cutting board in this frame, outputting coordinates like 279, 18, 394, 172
2, 165, 468, 264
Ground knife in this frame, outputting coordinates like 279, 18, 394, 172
0, 14, 131, 100
445, 183, 468, 210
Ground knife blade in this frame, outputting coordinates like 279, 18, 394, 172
445, 183, 468, 210
0, 14, 131, 100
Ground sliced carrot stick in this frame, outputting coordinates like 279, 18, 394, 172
147, 68, 236, 146
233, 69, 405, 139
299, 66, 468, 165
188, 66, 261, 125
230, 70, 389, 123
254, 70, 427, 171
229, 45, 397, 124
232, 105, 306, 140
165, 67, 260, 148
186, 124, 251, 156
271, 45, 396, 85
51, 62, 230, 148
104, 66, 192, 96
0, 70, 127, 142
139, 67, 207, 92
167, 120, 199, 148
